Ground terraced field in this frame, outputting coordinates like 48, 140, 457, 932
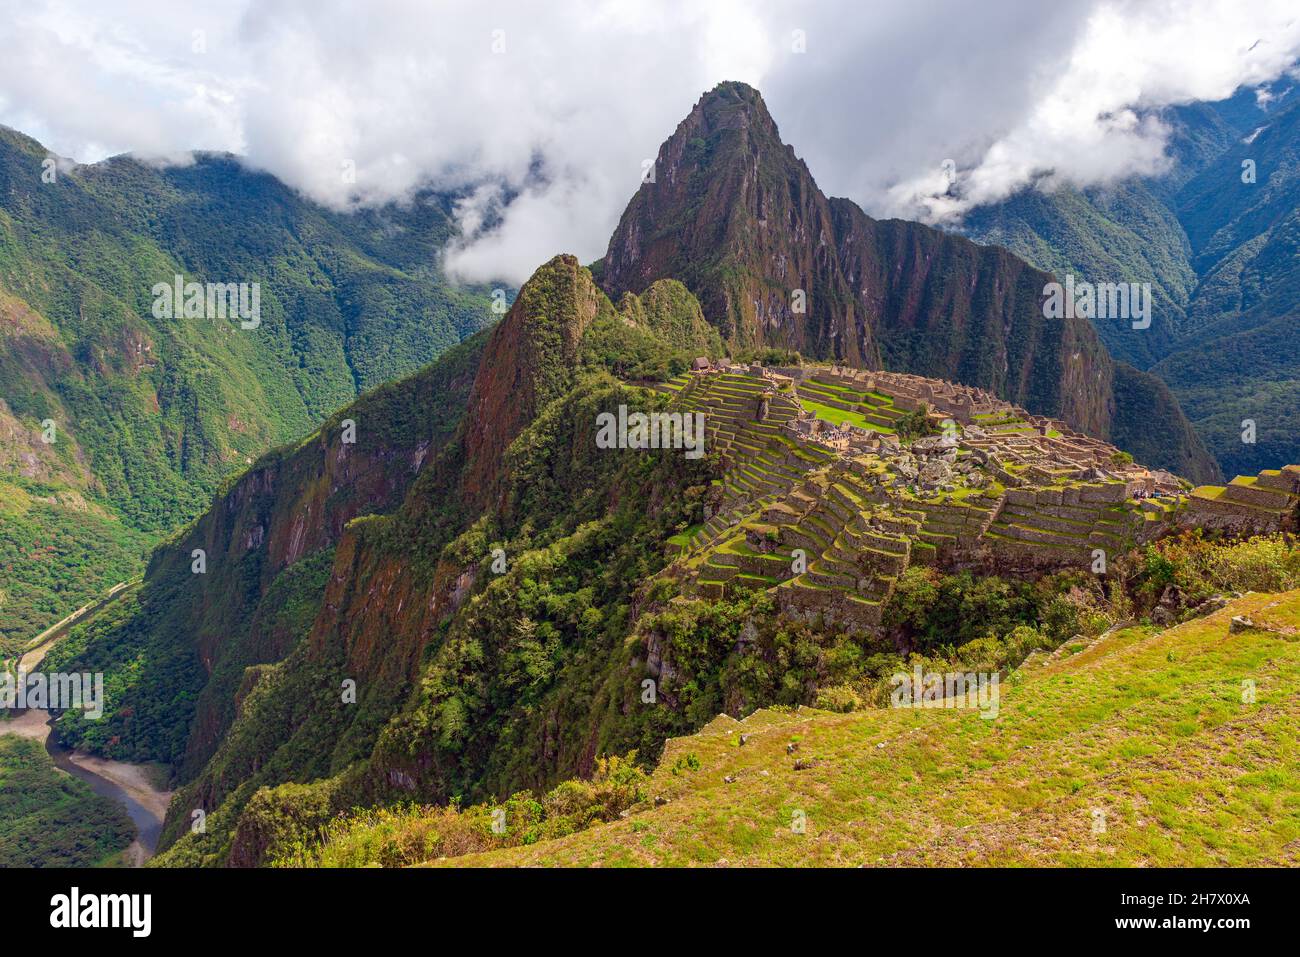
652, 366, 1300, 635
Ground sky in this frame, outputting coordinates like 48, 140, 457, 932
1, 0, 1298, 284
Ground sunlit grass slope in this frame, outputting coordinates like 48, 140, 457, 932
440, 590, 1300, 867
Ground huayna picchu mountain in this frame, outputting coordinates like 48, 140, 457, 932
33, 86, 1297, 869
597, 82, 1218, 483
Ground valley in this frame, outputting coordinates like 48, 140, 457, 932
961, 84, 1300, 479
1, 577, 169, 866
2, 69, 1298, 878
0, 124, 498, 654
0, 578, 169, 866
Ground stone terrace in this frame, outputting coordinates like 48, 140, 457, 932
653, 363, 1300, 634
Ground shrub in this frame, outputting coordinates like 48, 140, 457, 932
814, 684, 861, 713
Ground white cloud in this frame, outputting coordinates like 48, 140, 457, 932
1, 0, 1299, 282
869, 0, 1300, 221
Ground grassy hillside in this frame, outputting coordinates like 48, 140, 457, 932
427, 587, 1300, 866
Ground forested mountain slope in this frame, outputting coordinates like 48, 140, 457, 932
960, 86, 1300, 479
0, 125, 494, 647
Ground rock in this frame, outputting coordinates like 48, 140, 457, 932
919, 460, 953, 487
1192, 595, 1229, 617
739, 733, 750, 746
1152, 606, 1172, 626
724, 775, 735, 784
654, 795, 670, 806
1229, 615, 1257, 634
912, 434, 957, 453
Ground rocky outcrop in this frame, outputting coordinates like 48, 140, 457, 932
461, 255, 609, 508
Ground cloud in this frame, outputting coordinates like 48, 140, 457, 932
2, 0, 1299, 282
860, 0, 1300, 221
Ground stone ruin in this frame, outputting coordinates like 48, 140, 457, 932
653, 363, 1300, 635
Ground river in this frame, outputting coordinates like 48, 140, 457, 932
1, 582, 172, 866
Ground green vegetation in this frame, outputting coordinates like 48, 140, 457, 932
31, 132, 1296, 872
0, 481, 150, 651
270, 754, 648, 867
42, 331, 488, 774
443, 587, 1300, 866
894, 403, 938, 440
0, 736, 135, 866
963, 89, 1300, 480
0, 125, 494, 650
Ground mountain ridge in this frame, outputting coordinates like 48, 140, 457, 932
596, 82, 1218, 483
33, 84, 1294, 869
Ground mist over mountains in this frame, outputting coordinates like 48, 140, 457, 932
961, 81, 1300, 478
2, 3, 1300, 885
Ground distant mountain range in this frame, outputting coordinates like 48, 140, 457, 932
0, 126, 494, 646
26, 82, 1295, 868
961, 83, 1300, 480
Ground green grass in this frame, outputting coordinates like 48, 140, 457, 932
439, 590, 1300, 867
796, 398, 872, 430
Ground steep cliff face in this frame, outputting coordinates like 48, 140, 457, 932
461, 255, 611, 507
146, 260, 716, 864
598, 82, 1216, 481
601, 82, 876, 363
171, 341, 484, 775
832, 212, 1116, 438
46, 334, 486, 777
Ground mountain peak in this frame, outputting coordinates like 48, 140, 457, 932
595, 85, 1218, 480
692, 80, 776, 123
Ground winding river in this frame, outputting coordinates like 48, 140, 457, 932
1, 583, 172, 866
